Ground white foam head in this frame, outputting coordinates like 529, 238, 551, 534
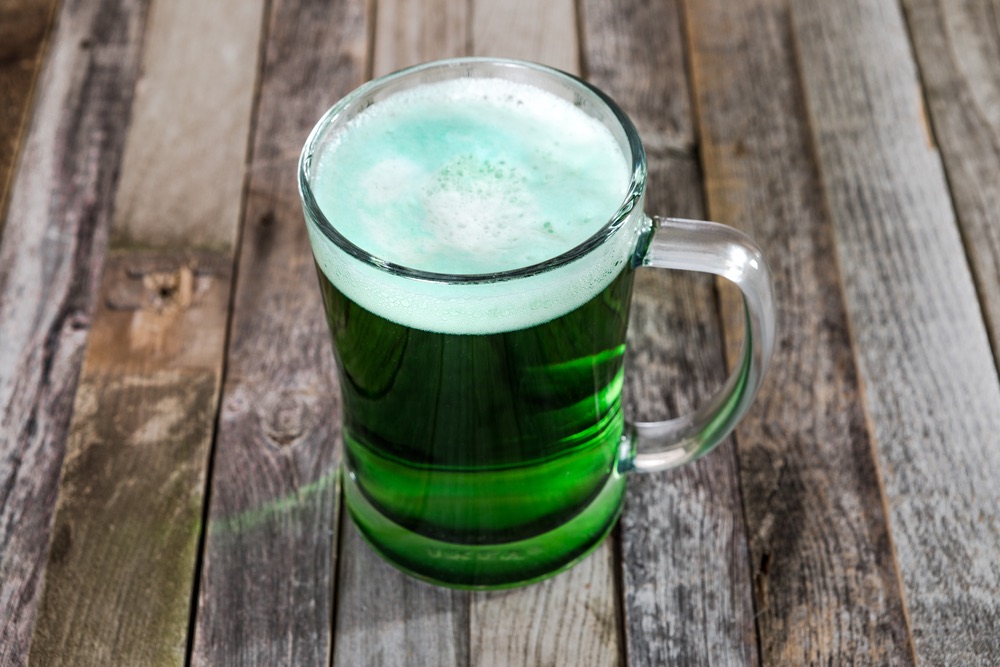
302, 67, 644, 334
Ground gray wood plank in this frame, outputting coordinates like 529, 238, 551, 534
579, 0, 758, 665
334, 522, 470, 667
374, 0, 467, 77
470, 546, 619, 667
26, 0, 265, 663
108, 0, 259, 251
331, 2, 471, 665
0, 0, 59, 232
792, 0, 1000, 663
0, 0, 150, 663
467, 3, 624, 665
191, 0, 369, 663
684, 0, 915, 663
902, 0, 1000, 383
472, 0, 578, 73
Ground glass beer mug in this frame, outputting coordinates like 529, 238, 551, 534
299, 58, 775, 589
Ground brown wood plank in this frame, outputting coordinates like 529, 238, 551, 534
466, 3, 624, 665
0, 0, 150, 663
26, 0, 265, 663
792, 0, 1000, 662
191, 0, 369, 663
579, 1, 758, 664
28, 251, 234, 666
0, 0, 59, 232
903, 1, 1000, 388
684, 0, 915, 663
331, 2, 471, 665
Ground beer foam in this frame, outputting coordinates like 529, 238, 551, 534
306, 76, 640, 334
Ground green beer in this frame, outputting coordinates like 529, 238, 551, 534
302, 64, 645, 587
319, 263, 634, 587
301, 58, 777, 589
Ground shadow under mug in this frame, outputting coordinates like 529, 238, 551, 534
299, 57, 775, 589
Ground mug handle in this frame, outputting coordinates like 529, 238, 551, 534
625, 216, 776, 473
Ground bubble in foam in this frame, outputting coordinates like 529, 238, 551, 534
360, 157, 424, 202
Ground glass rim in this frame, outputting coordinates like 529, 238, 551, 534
298, 57, 647, 285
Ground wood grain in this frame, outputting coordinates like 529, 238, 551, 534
109, 0, 259, 251
191, 0, 368, 663
25, 0, 264, 663
29, 252, 234, 666
902, 0, 1000, 383
472, 0, 577, 72
374, 0, 467, 77
331, 2, 470, 665
0, 0, 149, 663
471, 546, 620, 666
578, 0, 758, 665
792, 0, 1000, 662
334, 523, 470, 667
684, 0, 914, 663
0, 0, 59, 231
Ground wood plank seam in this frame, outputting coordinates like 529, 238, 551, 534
609, 525, 630, 667
182, 3, 275, 663
328, 487, 348, 666
847, 318, 920, 665
190, 0, 369, 663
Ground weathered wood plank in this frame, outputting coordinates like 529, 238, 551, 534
684, 0, 914, 663
470, 544, 619, 666
29, 252, 234, 666
902, 0, 1000, 382
334, 523, 470, 667
580, 0, 695, 151
332, 2, 470, 665
0, 0, 149, 663
109, 0, 258, 251
466, 4, 623, 665
191, 0, 369, 663
792, 0, 1000, 662
472, 0, 577, 73
0, 0, 59, 231
374, 0, 467, 76
26, 0, 264, 663
620, 178, 756, 667
579, 1, 759, 664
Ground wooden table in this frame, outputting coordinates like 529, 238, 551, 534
2, 0, 1000, 664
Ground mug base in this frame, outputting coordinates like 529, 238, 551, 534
342, 464, 627, 590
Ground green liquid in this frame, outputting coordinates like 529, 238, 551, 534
319, 264, 635, 588
305, 73, 639, 586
